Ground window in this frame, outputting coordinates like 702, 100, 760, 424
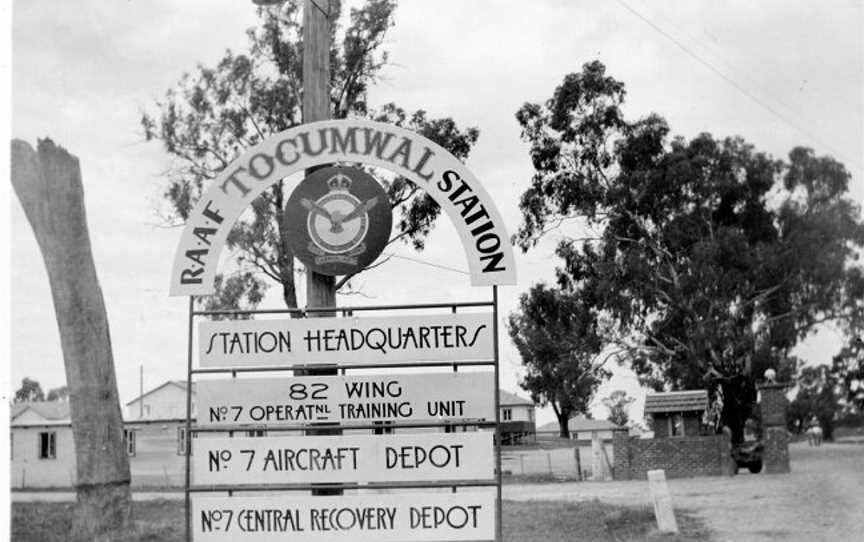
123, 429, 136, 457
502, 408, 512, 421
528, 409, 535, 422
38, 432, 56, 459
246, 429, 267, 438
669, 413, 685, 437
177, 427, 187, 455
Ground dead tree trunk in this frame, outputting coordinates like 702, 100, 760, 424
11, 138, 131, 541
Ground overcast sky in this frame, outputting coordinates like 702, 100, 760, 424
7, 0, 863, 426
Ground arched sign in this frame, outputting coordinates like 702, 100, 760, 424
169, 119, 516, 296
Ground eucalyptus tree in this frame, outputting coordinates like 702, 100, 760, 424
514, 61, 864, 443
142, 0, 478, 310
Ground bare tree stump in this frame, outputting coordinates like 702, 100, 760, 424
11, 138, 132, 541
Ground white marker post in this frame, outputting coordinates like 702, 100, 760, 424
647, 469, 679, 533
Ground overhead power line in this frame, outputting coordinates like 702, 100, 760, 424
615, 0, 863, 172
388, 253, 469, 275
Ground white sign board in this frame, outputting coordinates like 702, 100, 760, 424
193, 432, 494, 485
193, 491, 496, 542
197, 372, 495, 425
198, 313, 493, 367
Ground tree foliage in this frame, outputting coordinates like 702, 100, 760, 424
514, 61, 864, 444
507, 283, 611, 438
831, 336, 864, 412
46, 385, 69, 401
142, 0, 478, 309
602, 389, 635, 427
787, 365, 840, 440
14, 377, 44, 403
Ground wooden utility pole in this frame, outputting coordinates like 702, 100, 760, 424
11, 139, 132, 541
301, 0, 341, 497
303, 0, 336, 312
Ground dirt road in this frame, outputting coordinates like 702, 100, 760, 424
504, 441, 864, 541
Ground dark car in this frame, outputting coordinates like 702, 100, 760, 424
732, 440, 764, 473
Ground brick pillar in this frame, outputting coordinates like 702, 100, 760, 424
612, 428, 631, 480
718, 426, 734, 476
758, 382, 790, 474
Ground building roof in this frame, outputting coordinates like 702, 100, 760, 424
566, 416, 619, 432
125, 380, 195, 406
10, 401, 71, 422
498, 389, 533, 407
10, 403, 28, 419
644, 390, 708, 414
537, 416, 618, 433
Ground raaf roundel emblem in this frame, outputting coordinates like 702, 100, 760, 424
285, 166, 392, 276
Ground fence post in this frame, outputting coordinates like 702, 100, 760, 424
547, 452, 552, 475
591, 431, 602, 481
574, 447, 582, 481
601, 442, 613, 480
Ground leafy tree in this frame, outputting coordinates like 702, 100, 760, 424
787, 365, 841, 440
507, 283, 611, 438
142, 0, 478, 309
14, 377, 44, 403
602, 389, 635, 427
831, 336, 864, 412
514, 61, 864, 445
46, 385, 69, 401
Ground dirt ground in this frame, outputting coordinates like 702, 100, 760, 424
505, 441, 864, 541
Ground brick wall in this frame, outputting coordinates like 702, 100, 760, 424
613, 429, 732, 480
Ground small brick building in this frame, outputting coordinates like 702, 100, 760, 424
613, 389, 734, 480
644, 390, 711, 438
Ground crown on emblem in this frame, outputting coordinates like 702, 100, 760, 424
327, 173, 352, 192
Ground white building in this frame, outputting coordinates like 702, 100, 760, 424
10, 402, 77, 488
126, 380, 195, 420
498, 389, 536, 444
10, 386, 192, 489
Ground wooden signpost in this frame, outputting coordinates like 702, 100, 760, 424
171, 116, 515, 542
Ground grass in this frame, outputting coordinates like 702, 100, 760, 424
12, 500, 185, 542
11, 498, 710, 542
503, 472, 583, 484
504, 500, 709, 542
505, 437, 582, 450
